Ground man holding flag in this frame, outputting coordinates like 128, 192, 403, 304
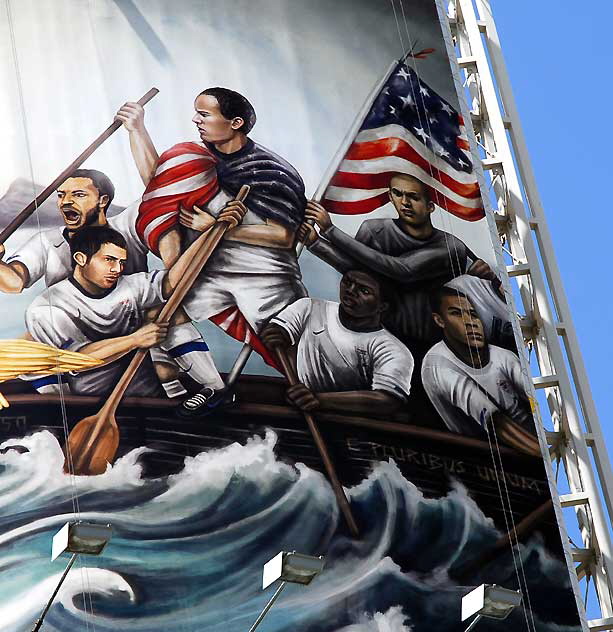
299, 59, 497, 353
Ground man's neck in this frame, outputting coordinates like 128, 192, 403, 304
72, 268, 107, 297
213, 134, 248, 154
396, 219, 434, 240
338, 305, 382, 333
444, 336, 490, 368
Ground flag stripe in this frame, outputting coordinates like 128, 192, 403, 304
344, 137, 481, 198
333, 159, 483, 209
354, 125, 478, 184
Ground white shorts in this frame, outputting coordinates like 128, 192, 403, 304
182, 241, 307, 332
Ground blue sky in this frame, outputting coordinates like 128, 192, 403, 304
493, 3, 613, 456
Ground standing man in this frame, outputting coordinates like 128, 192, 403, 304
261, 269, 413, 416
301, 173, 496, 352
0, 169, 220, 398
421, 287, 539, 455
117, 87, 308, 414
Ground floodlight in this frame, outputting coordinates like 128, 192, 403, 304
249, 551, 325, 632
461, 584, 522, 632
262, 551, 325, 589
31, 521, 112, 632
51, 521, 112, 560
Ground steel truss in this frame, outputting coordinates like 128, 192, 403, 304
439, 1, 613, 629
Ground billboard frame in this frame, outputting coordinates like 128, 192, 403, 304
438, 1, 613, 629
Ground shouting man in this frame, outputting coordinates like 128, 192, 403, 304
0, 169, 220, 398
117, 87, 307, 414
261, 269, 413, 416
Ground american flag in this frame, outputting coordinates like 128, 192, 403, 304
321, 62, 484, 221
137, 142, 219, 254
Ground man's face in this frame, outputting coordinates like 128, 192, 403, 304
192, 94, 241, 144
78, 243, 127, 290
339, 270, 383, 319
434, 294, 485, 349
57, 177, 107, 230
388, 175, 434, 227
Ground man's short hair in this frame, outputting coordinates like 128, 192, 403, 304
67, 169, 115, 210
200, 87, 257, 134
430, 286, 471, 314
389, 173, 432, 204
70, 226, 127, 267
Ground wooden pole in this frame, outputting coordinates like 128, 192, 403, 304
275, 349, 360, 537
0, 87, 159, 243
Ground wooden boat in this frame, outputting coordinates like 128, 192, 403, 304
0, 374, 559, 549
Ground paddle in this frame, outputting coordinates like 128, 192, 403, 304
274, 348, 360, 537
0, 88, 159, 243
64, 185, 250, 475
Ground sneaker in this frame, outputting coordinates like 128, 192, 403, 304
178, 387, 236, 418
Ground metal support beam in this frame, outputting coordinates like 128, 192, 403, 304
444, 0, 613, 627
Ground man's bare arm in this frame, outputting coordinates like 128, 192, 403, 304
162, 200, 247, 298
116, 102, 159, 186
225, 218, 295, 248
286, 383, 403, 416
0, 246, 29, 293
78, 322, 168, 365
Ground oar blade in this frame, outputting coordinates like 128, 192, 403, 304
64, 414, 120, 476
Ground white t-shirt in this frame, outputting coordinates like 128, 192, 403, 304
271, 298, 414, 401
445, 275, 514, 346
421, 340, 532, 435
26, 270, 165, 352
6, 201, 148, 288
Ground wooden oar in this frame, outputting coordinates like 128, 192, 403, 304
64, 185, 250, 475
274, 349, 360, 537
0, 88, 159, 243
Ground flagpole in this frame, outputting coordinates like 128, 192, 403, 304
311, 59, 400, 203
225, 56, 407, 387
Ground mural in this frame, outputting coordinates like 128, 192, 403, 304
0, 0, 582, 630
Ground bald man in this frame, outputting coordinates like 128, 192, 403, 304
302, 173, 496, 352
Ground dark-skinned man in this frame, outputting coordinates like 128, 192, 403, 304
300, 173, 497, 353
261, 269, 413, 416
0, 169, 222, 398
421, 287, 540, 456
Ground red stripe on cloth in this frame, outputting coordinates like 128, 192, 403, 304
458, 114, 465, 126
148, 158, 216, 189
324, 184, 484, 221
136, 179, 219, 254
157, 142, 211, 163
210, 306, 280, 370
456, 138, 470, 150
343, 139, 481, 198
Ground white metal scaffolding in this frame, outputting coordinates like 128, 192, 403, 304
441, 1, 613, 630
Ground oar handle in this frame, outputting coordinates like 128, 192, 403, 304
275, 349, 359, 537
0, 88, 159, 243
101, 184, 250, 415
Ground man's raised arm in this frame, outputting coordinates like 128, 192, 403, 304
116, 102, 159, 186
0, 245, 29, 293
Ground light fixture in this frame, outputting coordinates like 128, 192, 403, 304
461, 584, 522, 632
249, 551, 325, 632
31, 521, 112, 632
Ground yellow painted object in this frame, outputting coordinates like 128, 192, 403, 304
0, 339, 102, 409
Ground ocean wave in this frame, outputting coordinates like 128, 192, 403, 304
0, 430, 581, 632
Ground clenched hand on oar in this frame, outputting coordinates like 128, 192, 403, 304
65, 186, 250, 476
